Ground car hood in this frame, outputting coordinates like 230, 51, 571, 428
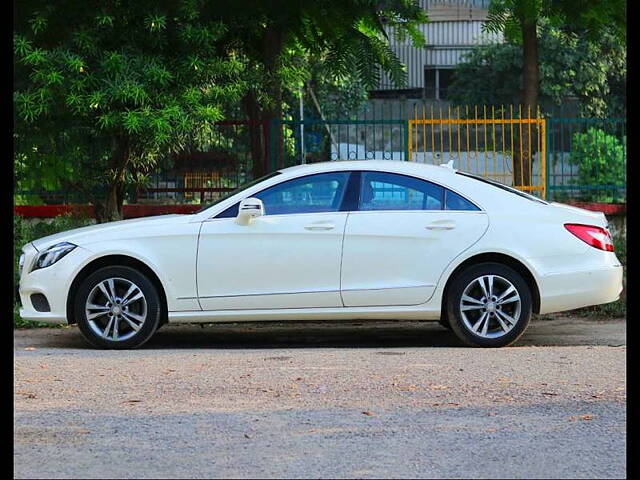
30, 214, 192, 252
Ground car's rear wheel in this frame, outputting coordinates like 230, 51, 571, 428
74, 266, 161, 349
446, 263, 532, 347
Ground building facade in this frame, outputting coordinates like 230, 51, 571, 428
375, 0, 502, 99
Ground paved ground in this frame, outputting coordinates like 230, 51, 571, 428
14, 315, 626, 479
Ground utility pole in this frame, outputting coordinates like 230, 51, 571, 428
299, 88, 305, 164
307, 85, 340, 159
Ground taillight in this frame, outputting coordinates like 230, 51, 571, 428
564, 224, 614, 252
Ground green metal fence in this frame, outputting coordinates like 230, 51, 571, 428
546, 117, 626, 203
269, 119, 408, 171
14, 102, 626, 206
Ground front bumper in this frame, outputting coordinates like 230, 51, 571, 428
18, 244, 95, 325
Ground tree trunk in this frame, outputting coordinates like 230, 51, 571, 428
242, 26, 285, 179
513, 18, 539, 187
261, 24, 284, 169
243, 93, 266, 180
95, 137, 130, 223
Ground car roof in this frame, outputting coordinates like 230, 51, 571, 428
275, 160, 545, 213
278, 160, 457, 177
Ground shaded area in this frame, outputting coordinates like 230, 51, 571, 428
14, 317, 626, 351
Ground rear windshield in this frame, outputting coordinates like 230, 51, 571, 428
456, 172, 548, 205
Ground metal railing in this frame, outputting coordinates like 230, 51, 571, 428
546, 116, 626, 203
269, 118, 409, 171
14, 103, 625, 207
409, 104, 547, 198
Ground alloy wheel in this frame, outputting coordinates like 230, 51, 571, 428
459, 274, 521, 338
85, 277, 148, 342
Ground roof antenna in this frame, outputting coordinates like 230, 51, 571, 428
440, 159, 454, 169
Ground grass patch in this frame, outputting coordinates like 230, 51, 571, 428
14, 214, 94, 328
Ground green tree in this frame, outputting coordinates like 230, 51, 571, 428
215, 0, 427, 177
483, 0, 626, 185
14, 1, 246, 222
449, 25, 626, 117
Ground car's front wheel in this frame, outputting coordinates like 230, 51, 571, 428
74, 266, 161, 349
446, 263, 532, 347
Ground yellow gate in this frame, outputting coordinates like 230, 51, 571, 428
408, 105, 546, 199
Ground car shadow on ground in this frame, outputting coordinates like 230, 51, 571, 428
149, 321, 469, 349
17, 317, 626, 350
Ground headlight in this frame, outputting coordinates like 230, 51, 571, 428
32, 242, 76, 271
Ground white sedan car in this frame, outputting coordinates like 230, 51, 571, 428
18, 160, 623, 348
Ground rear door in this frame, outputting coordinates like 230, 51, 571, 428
340, 171, 489, 307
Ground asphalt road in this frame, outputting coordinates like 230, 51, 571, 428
14, 316, 626, 479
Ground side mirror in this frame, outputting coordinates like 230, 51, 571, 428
236, 198, 264, 225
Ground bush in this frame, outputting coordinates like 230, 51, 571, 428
14, 214, 94, 328
569, 128, 626, 202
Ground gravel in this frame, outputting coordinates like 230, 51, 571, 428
14, 316, 626, 479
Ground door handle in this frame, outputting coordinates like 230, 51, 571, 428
426, 222, 455, 230
304, 222, 335, 231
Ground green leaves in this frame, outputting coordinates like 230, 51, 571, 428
122, 111, 143, 134
449, 24, 625, 117
102, 51, 124, 74
63, 53, 86, 73
13, 0, 427, 217
15, 91, 42, 123
64, 92, 84, 114
143, 61, 173, 86
88, 91, 106, 110
95, 14, 114, 27
145, 14, 167, 33
196, 104, 222, 123
23, 48, 47, 66
28, 14, 48, 35
14, 0, 248, 216
97, 112, 117, 129
569, 128, 626, 201
44, 70, 64, 86
14, 35, 33, 57
114, 81, 149, 106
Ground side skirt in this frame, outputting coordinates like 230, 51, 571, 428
168, 305, 441, 323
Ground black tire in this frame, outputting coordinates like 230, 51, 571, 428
446, 262, 532, 347
74, 266, 161, 349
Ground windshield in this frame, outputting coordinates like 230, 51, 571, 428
195, 171, 281, 214
456, 172, 548, 205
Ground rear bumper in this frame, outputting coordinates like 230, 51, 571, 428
538, 264, 623, 314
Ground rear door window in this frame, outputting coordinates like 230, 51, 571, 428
444, 189, 480, 211
359, 171, 444, 211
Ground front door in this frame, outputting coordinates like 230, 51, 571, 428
340, 171, 489, 307
197, 171, 352, 310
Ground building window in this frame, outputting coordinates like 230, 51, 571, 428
424, 67, 454, 100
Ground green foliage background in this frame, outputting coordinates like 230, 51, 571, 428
448, 24, 626, 117
14, 0, 249, 218
569, 128, 626, 202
